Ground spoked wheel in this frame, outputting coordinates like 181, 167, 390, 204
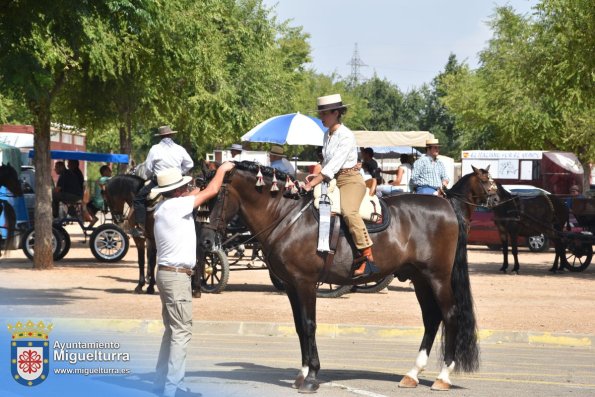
89, 224, 129, 262
561, 241, 593, 272
201, 249, 230, 293
21, 227, 62, 261
53, 225, 71, 260
352, 275, 395, 293
316, 283, 351, 298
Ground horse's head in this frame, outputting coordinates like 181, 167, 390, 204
200, 163, 241, 251
470, 165, 499, 207
201, 161, 301, 251
0, 164, 23, 196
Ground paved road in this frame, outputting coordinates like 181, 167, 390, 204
2, 320, 594, 397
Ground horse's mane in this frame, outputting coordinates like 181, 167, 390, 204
447, 172, 477, 194
231, 161, 305, 199
106, 174, 145, 195
234, 160, 295, 183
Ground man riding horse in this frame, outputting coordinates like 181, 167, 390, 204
132, 125, 194, 239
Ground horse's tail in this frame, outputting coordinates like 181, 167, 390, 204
1, 200, 16, 256
446, 203, 480, 373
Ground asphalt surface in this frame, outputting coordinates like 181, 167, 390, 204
1, 319, 594, 397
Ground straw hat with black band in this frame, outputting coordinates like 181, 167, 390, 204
316, 94, 349, 112
151, 168, 192, 194
154, 125, 177, 137
269, 145, 286, 157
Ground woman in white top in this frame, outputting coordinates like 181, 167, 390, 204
304, 94, 379, 279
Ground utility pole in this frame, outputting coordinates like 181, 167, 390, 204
347, 43, 367, 87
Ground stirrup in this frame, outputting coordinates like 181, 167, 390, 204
352, 256, 380, 279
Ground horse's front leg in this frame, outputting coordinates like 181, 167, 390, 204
134, 237, 146, 294
499, 236, 509, 273
399, 279, 441, 389
549, 239, 564, 273
146, 239, 157, 294
511, 238, 520, 274
285, 283, 320, 393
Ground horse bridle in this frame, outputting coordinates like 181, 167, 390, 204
205, 173, 312, 248
448, 172, 499, 208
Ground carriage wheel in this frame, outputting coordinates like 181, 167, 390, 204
352, 275, 395, 293
201, 249, 230, 294
316, 283, 351, 298
561, 241, 593, 272
89, 224, 129, 262
53, 225, 71, 261
21, 227, 62, 261
268, 269, 286, 291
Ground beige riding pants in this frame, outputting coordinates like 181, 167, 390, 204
336, 170, 372, 250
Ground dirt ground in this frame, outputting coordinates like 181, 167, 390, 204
1, 226, 594, 335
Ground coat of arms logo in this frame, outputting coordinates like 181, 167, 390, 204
8, 320, 52, 386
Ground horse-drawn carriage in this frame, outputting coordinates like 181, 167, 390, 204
562, 197, 595, 271
21, 150, 131, 262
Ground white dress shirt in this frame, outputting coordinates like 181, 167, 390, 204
145, 138, 194, 178
321, 124, 358, 180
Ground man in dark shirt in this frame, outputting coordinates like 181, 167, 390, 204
67, 159, 84, 193
52, 161, 84, 218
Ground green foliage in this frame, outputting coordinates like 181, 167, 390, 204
441, 1, 595, 163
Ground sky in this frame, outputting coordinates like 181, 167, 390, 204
262, 0, 539, 91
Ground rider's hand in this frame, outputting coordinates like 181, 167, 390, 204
220, 162, 235, 173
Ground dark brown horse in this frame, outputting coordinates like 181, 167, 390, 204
105, 173, 207, 295
445, 165, 500, 226
202, 161, 498, 392
492, 183, 569, 274
0, 164, 21, 255
105, 175, 158, 294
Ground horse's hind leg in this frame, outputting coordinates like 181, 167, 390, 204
399, 278, 442, 389
285, 283, 320, 393
134, 237, 146, 294
146, 240, 157, 294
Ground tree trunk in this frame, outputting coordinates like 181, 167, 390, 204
118, 125, 131, 174
32, 101, 54, 269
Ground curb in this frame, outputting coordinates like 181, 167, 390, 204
24, 318, 594, 348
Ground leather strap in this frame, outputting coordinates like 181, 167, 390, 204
318, 215, 341, 282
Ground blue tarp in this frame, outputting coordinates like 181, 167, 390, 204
28, 150, 129, 163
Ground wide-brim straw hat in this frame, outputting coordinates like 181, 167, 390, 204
269, 145, 286, 157
316, 94, 349, 112
228, 143, 243, 151
151, 168, 192, 194
154, 125, 177, 137
425, 138, 441, 146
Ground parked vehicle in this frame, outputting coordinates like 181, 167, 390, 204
468, 185, 552, 252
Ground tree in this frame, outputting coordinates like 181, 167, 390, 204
0, 1, 157, 268
441, 1, 594, 169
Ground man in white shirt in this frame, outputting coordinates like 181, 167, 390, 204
132, 126, 194, 238
269, 145, 295, 175
152, 162, 234, 397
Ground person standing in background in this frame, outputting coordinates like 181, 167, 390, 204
411, 139, 449, 195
